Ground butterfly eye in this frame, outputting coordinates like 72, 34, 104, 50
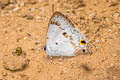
80, 39, 86, 46
43, 46, 46, 51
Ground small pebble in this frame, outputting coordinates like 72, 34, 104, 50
35, 40, 40, 45
88, 12, 96, 18
13, 7, 19, 12
24, 36, 28, 40
1, 71, 7, 76
6, 37, 9, 39
0, 2, 5, 9
95, 39, 99, 43
19, 2, 25, 7
37, 48, 41, 51
37, 0, 42, 2
9, 0, 16, 3
36, 36, 39, 39
26, 14, 34, 20
1, 0, 9, 5
36, 50, 39, 53
113, 12, 119, 17
28, 0, 37, 4
29, 8, 35, 11
101, 38, 105, 42
108, 29, 112, 32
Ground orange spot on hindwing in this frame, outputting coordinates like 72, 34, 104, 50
51, 21, 61, 26
63, 32, 68, 38
80, 39, 86, 46
69, 35, 73, 40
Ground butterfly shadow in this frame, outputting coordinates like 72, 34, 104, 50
44, 55, 79, 63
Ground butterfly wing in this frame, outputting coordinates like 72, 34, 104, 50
46, 12, 85, 56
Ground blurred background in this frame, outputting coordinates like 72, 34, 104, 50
0, 0, 120, 80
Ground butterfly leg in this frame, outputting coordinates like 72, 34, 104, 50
46, 55, 53, 63
61, 56, 67, 62
49, 56, 53, 63
61, 56, 64, 59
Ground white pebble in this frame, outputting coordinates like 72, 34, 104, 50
29, 8, 35, 11
20, 2, 25, 7
95, 39, 99, 43
37, 0, 42, 2
113, 12, 119, 17
108, 29, 111, 32
13, 7, 19, 12
24, 36, 28, 40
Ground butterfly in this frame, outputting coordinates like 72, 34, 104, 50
44, 12, 89, 57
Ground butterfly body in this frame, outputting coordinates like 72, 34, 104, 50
45, 12, 88, 56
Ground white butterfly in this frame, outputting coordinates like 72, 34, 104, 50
44, 12, 88, 57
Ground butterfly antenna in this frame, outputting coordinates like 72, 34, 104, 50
88, 42, 97, 53
52, 4, 54, 14
43, 54, 53, 64
87, 25, 102, 53
89, 24, 103, 43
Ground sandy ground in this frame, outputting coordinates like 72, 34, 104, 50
0, 0, 120, 80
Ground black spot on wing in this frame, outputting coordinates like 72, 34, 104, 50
56, 42, 58, 45
81, 40, 86, 44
